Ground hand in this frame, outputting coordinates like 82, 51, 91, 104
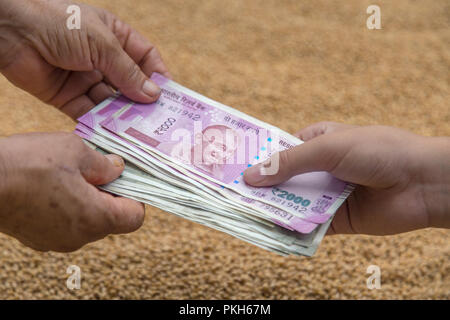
244, 122, 450, 235
0, 0, 170, 119
0, 132, 145, 252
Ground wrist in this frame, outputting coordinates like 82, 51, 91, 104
0, 137, 12, 224
0, 136, 22, 233
418, 136, 450, 229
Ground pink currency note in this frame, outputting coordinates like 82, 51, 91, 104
96, 73, 354, 224
75, 96, 319, 233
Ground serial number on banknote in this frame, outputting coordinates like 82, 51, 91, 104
168, 104, 201, 121
269, 198, 309, 214
156, 100, 202, 121
261, 204, 294, 220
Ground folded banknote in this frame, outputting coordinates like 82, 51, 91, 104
75, 73, 354, 256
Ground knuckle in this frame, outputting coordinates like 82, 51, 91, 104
91, 174, 106, 186
112, 18, 130, 41
91, 31, 120, 69
94, 27, 122, 55
83, 168, 103, 184
315, 122, 330, 135
103, 33, 121, 51
150, 46, 162, 60
279, 150, 292, 171
123, 63, 141, 85
319, 121, 335, 130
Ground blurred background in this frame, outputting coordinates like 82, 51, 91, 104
0, 0, 448, 299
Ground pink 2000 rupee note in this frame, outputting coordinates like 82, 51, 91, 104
97, 73, 354, 224
76, 96, 319, 234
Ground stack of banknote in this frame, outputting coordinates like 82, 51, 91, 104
74, 73, 354, 256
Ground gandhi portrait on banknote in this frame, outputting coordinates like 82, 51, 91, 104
159, 124, 241, 180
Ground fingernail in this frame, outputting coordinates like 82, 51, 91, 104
142, 79, 161, 97
258, 158, 272, 176
262, 158, 272, 168
105, 154, 124, 168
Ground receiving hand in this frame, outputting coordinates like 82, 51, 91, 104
244, 122, 450, 235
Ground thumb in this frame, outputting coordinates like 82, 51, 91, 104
79, 144, 125, 185
244, 131, 353, 187
97, 191, 145, 235
98, 38, 161, 103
